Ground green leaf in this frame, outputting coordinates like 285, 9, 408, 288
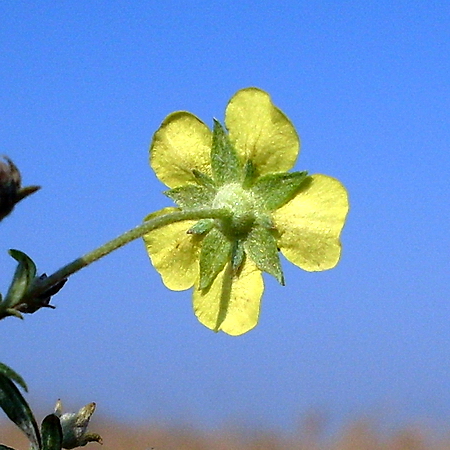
165, 184, 215, 209
41, 414, 63, 450
244, 226, 284, 285
0, 374, 40, 450
252, 171, 308, 211
4, 250, 37, 308
199, 228, 232, 290
0, 444, 17, 450
0, 363, 28, 392
211, 119, 241, 185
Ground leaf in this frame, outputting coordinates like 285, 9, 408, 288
0, 444, 17, 450
0, 363, 28, 392
252, 171, 308, 211
211, 119, 241, 185
41, 414, 63, 450
0, 374, 40, 449
4, 250, 37, 308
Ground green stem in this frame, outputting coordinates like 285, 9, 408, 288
25, 208, 227, 300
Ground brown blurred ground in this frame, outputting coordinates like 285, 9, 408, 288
2, 418, 450, 450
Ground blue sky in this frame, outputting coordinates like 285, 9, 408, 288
1, 0, 450, 434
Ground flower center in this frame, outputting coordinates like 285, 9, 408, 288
212, 183, 256, 238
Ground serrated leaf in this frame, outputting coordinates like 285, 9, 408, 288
4, 250, 37, 308
252, 171, 308, 211
244, 226, 284, 285
165, 184, 215, 209
0, 363, 28, 392
0, 374, 40, 449
41, 414, 63, 450
211, 119, 241, 185
199, 228, 232, 290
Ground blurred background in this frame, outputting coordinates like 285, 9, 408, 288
1, 0, 450, 446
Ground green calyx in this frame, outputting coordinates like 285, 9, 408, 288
212, 183, 256, 237
164, 118, 309, 288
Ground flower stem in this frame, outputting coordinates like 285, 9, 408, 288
25, 208, 227, 300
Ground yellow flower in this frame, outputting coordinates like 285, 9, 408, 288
144, 88, 349, 336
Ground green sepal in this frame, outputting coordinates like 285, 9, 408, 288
0, 363, 28, 392
242, 160, 258, 189
187, 219, 214, 235
212, 262, 233, 332
165, 184, 215, 209
231, 240, 245, 274
252, 171, 308, 211
192, 169, 216, 189
4, 250, 37, 309
41, 414, 62, 450
0, 373, 41, 450
244, 226, 285, 285
2, 309, 24, 320
199, 228, 232, 290
211, 119, 241, 185
16, 185, 41, 203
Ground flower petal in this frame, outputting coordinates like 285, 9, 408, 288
150, 112, 213, 188
225, 88, 300, 175
193, 258, 264, 336
273, 174, 349, 271
143, 207, 201, 290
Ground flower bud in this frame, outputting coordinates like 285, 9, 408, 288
0, 156, 40, 221
54, 400, 103, 449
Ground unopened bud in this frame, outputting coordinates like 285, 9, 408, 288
0, 156, 40, 221
55, 400, 103, 449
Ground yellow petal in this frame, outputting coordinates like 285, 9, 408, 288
150, 111, 213, 188
273, 174, 349, 271
143, 207, 201, 290
193, 258, 264, 336
225, 87, 300, 175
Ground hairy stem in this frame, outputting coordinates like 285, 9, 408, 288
25, 208, 227, 300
